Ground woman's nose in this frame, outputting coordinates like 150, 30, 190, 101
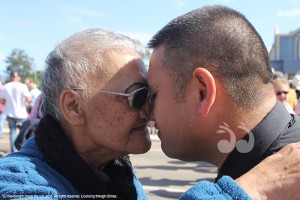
139, 100, 151, 121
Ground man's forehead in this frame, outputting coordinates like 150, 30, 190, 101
147, 63, 156, 89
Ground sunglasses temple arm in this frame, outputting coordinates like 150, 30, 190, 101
71, 88, 130, 97
97, 91, 130, 97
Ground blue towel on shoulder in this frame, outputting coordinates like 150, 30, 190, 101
179, 176, 251, 200
0, 138, 80, 199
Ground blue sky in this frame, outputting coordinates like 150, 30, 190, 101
1, 0, 300, 78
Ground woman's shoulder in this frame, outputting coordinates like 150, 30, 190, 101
0, 139, 79, 196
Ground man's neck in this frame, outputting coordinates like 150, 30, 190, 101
215, 94, 277, 168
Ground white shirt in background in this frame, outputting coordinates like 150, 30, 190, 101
0, 82, 30, 118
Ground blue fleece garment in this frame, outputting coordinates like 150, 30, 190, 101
179, 176, 252, 200
0, 138, 147, 200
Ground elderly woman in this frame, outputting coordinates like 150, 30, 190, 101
0, 29, 151, 199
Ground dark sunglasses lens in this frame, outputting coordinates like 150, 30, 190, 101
131, 88, 149, 109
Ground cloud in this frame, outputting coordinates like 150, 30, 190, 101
277, 8, 300, 18
58, 5, 105, 17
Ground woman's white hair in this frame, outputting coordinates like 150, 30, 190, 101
41, 28, 146, 121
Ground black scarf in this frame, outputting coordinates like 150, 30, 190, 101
35, 115, 137, 200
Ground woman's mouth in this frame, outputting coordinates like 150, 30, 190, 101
133, 124, 148, 130
135, 126, 146, 130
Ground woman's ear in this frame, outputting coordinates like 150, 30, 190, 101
60, 89, 85, 125
193, 67, 216, 115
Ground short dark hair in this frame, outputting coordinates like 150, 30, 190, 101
10, 71, 19, 78
148, 5, 272, 109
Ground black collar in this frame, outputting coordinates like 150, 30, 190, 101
216, 101, 293, 181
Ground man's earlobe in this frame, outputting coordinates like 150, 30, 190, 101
60, 89, 85, 125
193, 68, 216, 115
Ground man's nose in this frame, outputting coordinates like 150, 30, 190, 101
149, 105, 154, 121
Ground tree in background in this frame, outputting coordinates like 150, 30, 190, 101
4, 49, 42, 87
5, 49, 33, 79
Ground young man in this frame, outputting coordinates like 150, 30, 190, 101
148, 5, 300, 199
0, 71, 31, 152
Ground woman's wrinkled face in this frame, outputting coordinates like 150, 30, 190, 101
82, 51, 151, 160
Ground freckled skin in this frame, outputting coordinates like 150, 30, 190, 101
75, 51, 151, 169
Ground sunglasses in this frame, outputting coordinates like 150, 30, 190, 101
73, 87, 153, 110
276, 91, 289, 96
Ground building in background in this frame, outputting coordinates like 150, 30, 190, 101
269, 27, 300, 75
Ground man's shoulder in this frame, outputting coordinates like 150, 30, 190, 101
5, 82, 28, 91
4, 81, 26, 87
288, 114, 300, 133
269, 114, 300, 153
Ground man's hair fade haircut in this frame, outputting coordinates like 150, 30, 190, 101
148, 5, 272, 109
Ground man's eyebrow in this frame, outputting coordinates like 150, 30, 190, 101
124, 82, 147, 93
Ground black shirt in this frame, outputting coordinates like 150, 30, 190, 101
216, 101, 300, 181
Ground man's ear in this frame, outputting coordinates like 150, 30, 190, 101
193, 67, 216, 115
60, 89, 85, 125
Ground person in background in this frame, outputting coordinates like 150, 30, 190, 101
29, 93, 43, 119
0, 71, 31, 152
288, 82, 298, 110
293, 72, 300, 116
272, 78, 295, 114
272, 71, 298, 110
14, 94, 43, 150
24, 77, 33, 89
0, 80, 6, 138
147, 5, 300, 199
0, 79, 6, 157
28, 83, 41, 105
23, 77, 34, 115
292, 72, 300, 99
27, 82, 41, 114
294, 95, 300, 115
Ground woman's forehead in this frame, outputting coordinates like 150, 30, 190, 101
95, 52, 147, 90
